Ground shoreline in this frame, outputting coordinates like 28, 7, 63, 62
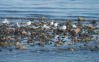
0, 16, 99, 21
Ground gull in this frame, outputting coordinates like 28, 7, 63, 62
50, 20, 54, 25
54, 22, 58, 27
59, 25, 67, 30
32, 25, 39, 29
43, 24, 50, 29
17, 22, 20, 27
55, 35, 59, 39
61, 25, 67, 30
26, 21, 31, 26
72, 24, 77, 28
2, 19, 9, 24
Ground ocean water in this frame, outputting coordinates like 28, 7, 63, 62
0, 0, 99, 20
0, 49, 99, 62
0, 0, 99, 62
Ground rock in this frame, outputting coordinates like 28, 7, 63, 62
86, 24, 94, 29
68, 47, 75, 51
39, 41, 45, 46
0, 43, 7, 47
78, 17, 85, 21
29, 43, 34, 46
97, 32, 99, 35
35, 23, 40, 26
7, 36, 11, 39
19, 46, 27, 50
73, 28, 80, 34
54, 42, 64, 47
55, 43, 61, 47
28, 37, 33, 42
16, 42, 20, 47
22, 31, 28, 35
56, 49, 63, 53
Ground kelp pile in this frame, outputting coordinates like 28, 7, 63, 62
0, 17, 99, 51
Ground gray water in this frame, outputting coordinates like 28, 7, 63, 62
0, 0, 99, 62
0, 0, 99, 20
0, 49, 99, 62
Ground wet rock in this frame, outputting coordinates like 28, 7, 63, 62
78, 17, 85, 21
21, 30, 28, 35
0, 43, 7, 47
6, 36, 11, 39
72, 28, 80, 34
38, 41, 45, 46
54, 42, 64, 47
67, 47, 75, 51
19, 46, 27, 50
97, 32, 99, 35
86, 24, 94, 29
16, 42, 20, 47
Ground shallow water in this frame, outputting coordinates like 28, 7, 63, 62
0, 50, 99, 62
0, 0, 99, 20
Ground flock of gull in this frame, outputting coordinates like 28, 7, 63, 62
0, 17, 99, 52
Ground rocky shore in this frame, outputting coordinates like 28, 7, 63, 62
0, 17, 99, 52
